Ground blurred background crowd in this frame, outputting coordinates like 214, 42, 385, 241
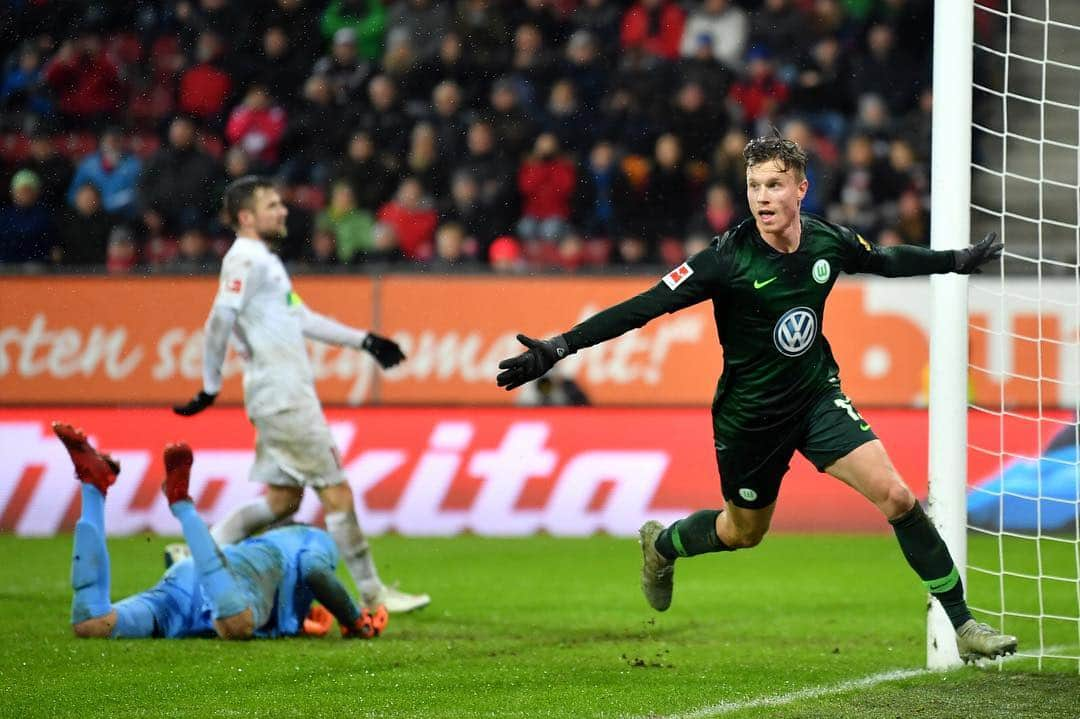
0, 0, 936, 273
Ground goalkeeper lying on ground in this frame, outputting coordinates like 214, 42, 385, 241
53, 422, 387, 640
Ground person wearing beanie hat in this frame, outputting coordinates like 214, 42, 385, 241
11, 168, 40, 192
488, 234, 522, 273
1, 169, 52, 263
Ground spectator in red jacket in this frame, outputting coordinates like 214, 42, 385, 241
377, 177, 439, 260
43, 33, 124, 125
728, 45, 789, 127
178, 32, 233, 126
516, 133, 576, 242
225, 84, 287, 168
620, 0, 686, 61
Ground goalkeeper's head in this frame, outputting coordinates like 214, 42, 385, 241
223, 175, 288, 243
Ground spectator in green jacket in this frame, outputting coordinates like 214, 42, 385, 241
316, 181, 375, 263
322, 0, 387, 62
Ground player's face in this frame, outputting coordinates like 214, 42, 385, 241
249, 188, 289, 242
746, 160, 808, 238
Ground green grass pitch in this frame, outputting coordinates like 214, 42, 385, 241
1, 533, 1077, 718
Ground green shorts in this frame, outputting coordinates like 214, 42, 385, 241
712, 388, 878, 509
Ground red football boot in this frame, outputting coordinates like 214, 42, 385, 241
302, 604, 334, 637
162, 442, 194, 505
51, 422, 119, 495
340, 605, 389, 639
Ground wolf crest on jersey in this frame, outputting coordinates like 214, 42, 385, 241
662, 262, 694, 289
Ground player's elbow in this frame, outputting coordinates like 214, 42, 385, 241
206, 305, 238, 334
214, 608, 256, 640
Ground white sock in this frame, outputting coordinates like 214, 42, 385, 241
209, 497, 278, 545
325, 510, 381, 593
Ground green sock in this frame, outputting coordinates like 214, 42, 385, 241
654, 510, 731, 560
889, 502, 972, 629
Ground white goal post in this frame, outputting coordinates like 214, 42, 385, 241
928, 0, 974, 671
930, 1, 1080, 672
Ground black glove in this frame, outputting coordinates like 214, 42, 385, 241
496, 334, 571, 391
954, 232, 1003, 274
362, 333, 406, 369
173, 390, 217, 417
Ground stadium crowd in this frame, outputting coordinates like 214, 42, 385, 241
0, 0, 934, 273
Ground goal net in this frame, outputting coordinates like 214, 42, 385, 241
935, 0, 1080, 671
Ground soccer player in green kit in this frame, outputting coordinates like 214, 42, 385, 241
496, 134, 1017, 662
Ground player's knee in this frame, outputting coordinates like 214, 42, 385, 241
740, 530, 767, 549
280, 497, 301, 517
316, 482, 354, 513
266, 487, 302, 517
882, 482, 916, 519
728, 526, 768, 549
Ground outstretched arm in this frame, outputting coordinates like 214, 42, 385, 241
498, 248, 728, 390
299, 304, 406, 369
856, 233, 1003, 278
562, 281, 701, 351
299, 305, 368, 347
495, 288, 686, 390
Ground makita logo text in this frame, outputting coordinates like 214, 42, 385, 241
0, 419, 687, 537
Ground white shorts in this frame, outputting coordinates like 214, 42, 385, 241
250, 404, 344, 488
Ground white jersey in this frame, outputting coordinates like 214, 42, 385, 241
212, 237, 319, 419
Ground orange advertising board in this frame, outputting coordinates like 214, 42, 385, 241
375, 275, 723, 404
0, 276, 373, 405
1, 275, 1076, 407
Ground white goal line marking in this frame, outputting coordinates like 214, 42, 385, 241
656, 668, 926, 719
638, 646, 1068, 719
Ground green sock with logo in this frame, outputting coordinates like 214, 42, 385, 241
889, 502, 972, 629
654, 510, 732, 561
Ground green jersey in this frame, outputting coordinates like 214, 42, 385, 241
561, 214, 955, 431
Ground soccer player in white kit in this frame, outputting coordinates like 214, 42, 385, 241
174, 176, 429, 613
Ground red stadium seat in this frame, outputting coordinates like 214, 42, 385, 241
523, 238, 560, 268
290, 185, 327, 212
149, 35, 184, 81
816, 135, 840, 166
0, 133, 31, 164
60, 132, 98, 159
199, 134, 224, 159
143, 236, 179, 266
107, 33, 143, 66
129, 80, 176, 124
150, 35, 180, 61
658, 237, 685, 267
130, 133, 161, 158
583, 237, 613, 266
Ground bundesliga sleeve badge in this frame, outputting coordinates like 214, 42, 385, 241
662, 262, 694, 290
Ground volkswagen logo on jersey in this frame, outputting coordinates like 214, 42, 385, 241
773, 307, 818, 357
